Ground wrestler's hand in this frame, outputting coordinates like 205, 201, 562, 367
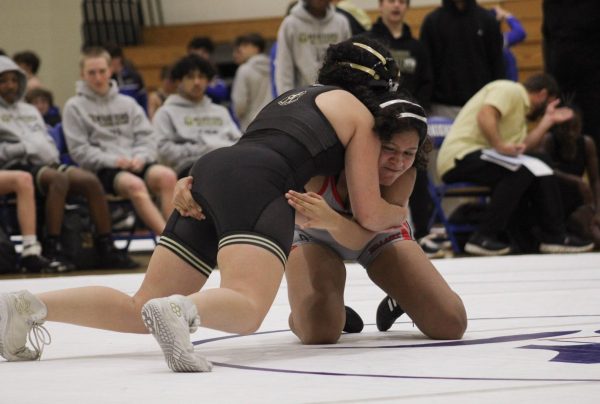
173, 176, 205, 220
285, 190, 341, 231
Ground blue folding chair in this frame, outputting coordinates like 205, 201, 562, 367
48, 123, 75, 165
426, 117, 491, 253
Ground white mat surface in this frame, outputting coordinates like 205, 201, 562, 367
1, 253, 599, 403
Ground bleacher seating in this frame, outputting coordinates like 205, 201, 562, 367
124, 0, 544, 91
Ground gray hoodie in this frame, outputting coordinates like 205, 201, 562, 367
0, 56, 59, 168
231, 53, 273, 131
275, 1, 351, 95
154, 94, 242, 174
62, 79, 156, 172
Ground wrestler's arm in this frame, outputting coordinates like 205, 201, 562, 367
287, 168, 415, 250
317, 92, 408, 231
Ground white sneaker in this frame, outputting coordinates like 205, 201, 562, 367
0, 290, 50, 361
142, 295, 212, 372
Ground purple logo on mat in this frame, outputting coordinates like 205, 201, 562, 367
519, 329, 600, 364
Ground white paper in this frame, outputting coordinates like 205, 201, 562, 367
480, 149, 553, 177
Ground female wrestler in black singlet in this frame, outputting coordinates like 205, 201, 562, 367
0, 37, 405, 373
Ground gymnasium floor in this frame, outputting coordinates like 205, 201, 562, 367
1, 252, 599, 403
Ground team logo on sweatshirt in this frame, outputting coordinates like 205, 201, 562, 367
89, 113, 130, 127
278, 90, 307, 106
298, 32, 340, 45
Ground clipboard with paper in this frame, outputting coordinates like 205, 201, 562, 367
480, 149, 553, 177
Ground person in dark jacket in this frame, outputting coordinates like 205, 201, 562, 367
542, 0, 600, 163
420, 0, 504, 119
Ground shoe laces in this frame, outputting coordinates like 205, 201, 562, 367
28, 322, 51, 360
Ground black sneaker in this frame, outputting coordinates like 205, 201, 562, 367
464, 233, 511, 256
418, 236, 445, 258
376, 296, 405, 331
539, 234, 594, 254
21, 254, 71, 273
95, 235, 139, 269
42, 238, 76, 272
342, 306, 364, 333
97, 249, 139, 269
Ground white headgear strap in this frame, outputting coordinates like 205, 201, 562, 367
379, 99, 423, 110
396, 112, 427, 123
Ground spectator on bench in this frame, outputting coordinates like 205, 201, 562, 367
187, 36, 230, 105
155, 55, 242, 178
13, 50, 43, 92
147, 65, 176, 121
0, 55, 137, 271
0, 170, 58, 273
25, 87, 61, 127
63, 47, 177, 236
437, 74, 594, 256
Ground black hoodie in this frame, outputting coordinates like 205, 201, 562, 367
542, 0, 600, 71
420, 0, 504, 106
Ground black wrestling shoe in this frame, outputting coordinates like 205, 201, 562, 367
343, 306, 364, 333
376, 296, 405, 331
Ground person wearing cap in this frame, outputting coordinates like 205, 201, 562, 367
0, 38, 408, 373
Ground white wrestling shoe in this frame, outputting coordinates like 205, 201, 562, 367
142, 295, 212, 372
0, 290, 50, 361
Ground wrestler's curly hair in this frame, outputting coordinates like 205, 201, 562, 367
374, 91, 432, 170
317, 36, 400, 115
